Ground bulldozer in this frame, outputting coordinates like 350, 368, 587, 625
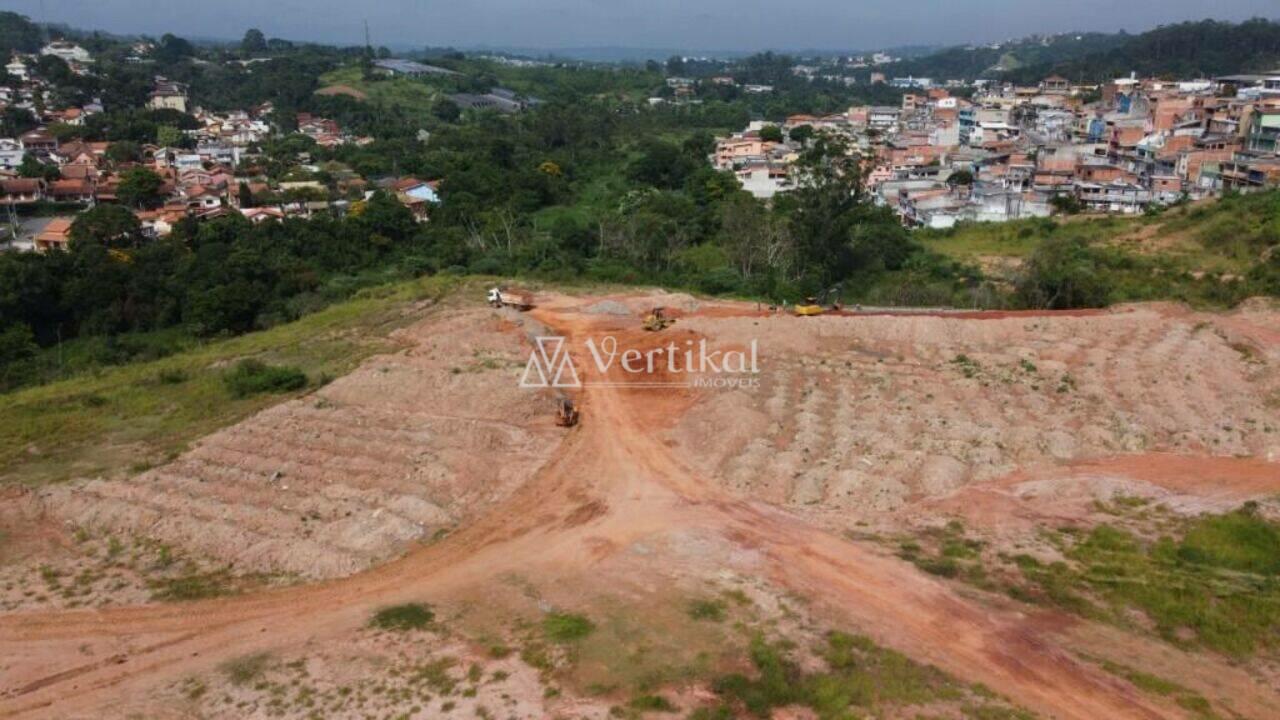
555, 397, 580, 427
642, 307, 675, 331
794, 296, 825, 317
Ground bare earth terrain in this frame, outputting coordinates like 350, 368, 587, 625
1, 290, 1278, 719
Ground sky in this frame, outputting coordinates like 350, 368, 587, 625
3, 0, 1278, 53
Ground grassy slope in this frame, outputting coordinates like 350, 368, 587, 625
317, 66, 441, 114
0, 276, 464, 487
917, 192, 1279, 277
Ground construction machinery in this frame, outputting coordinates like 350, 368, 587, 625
794, 296, 825, 317
487, 286, 534, 311
642, 307, 675, 331
822, 284, 844, 312
555, 397, 580, 427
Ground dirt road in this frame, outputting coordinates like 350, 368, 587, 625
2, 295, 1276, 719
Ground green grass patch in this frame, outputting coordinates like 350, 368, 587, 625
0, 275, 462, 487
318, 66, 442, 115
1016, 506, 1280, 656
1096, 660, 1221, 719
370, 603, 435, 631
542, 611, 595, 642
706, 632, 1028, 719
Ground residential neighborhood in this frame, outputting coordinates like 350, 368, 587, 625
0, 43, 437, 253
712, 69, 1280, 227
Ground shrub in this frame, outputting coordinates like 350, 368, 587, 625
149, 571, 233, 601
370, 602, 434, 631
688, 598, 728, 622
223, 359, 307, 398
221, 652, 272, 686
628, 694, 676, 712
542, 611, 594, 642
156, 368, 189, 384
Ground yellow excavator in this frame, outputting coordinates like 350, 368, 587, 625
794, 296, 825, 317
643, 307, 675, 331
794, 286, 842, 316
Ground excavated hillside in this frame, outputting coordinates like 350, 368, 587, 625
2, 290, 1278, 720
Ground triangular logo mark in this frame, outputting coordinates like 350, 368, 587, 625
520, 336, 580, 388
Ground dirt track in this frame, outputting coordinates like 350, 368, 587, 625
3, 292, 1279, 718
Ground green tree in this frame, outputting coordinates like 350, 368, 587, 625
70, 205, 144, 248
0, 106, 36, 137
432, 98, 461, 123
238, 181, 255, 209
759, 125, 784, 143
105, 140, 143, 165
241, 28, 268, 54
719, 193, 793, 280
788, 124, 814, 144
776, 133, 867, 283
1050, 193, 1083, 215
156, 124, 183, 148
629, 139, 698, 190
117, 167, 166, 209
17, 155, 59, 181
1016, 236, 1110, 309
154, 33, 195, 65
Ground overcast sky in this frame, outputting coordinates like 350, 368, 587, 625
3, 0, 1277, 52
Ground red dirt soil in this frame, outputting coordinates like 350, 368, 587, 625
2, 292, 1278, 719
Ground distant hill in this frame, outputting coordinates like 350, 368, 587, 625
884, 32, 1129, 81
0, 10, 42, 58
1007, 19, 1280, 83
885, 19, 1280, 83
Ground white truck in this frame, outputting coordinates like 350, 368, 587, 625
487, 286, 534, 311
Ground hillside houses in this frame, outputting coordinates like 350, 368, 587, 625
710, 69, 1280, 227
147, 77, 189, 113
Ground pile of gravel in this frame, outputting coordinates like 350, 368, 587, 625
583, 300, 631, 316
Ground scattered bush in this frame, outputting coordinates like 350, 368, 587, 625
149, 571, 234, 601
370, 602, 435, 631
687, 598, 728, 622
628, 694, 676, 712
222, 359, 308, 398
220, 652, 272, 686
542, 611, 594, 642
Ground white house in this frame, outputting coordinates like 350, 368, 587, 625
5, 58, 28, 81
0, 138, 25, 169
41, 42, 92, 64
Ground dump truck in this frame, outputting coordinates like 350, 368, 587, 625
794, 296, 825, 317
487, 286, 534, 310
555, 397, 580, 427
642, 307, 675, 331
